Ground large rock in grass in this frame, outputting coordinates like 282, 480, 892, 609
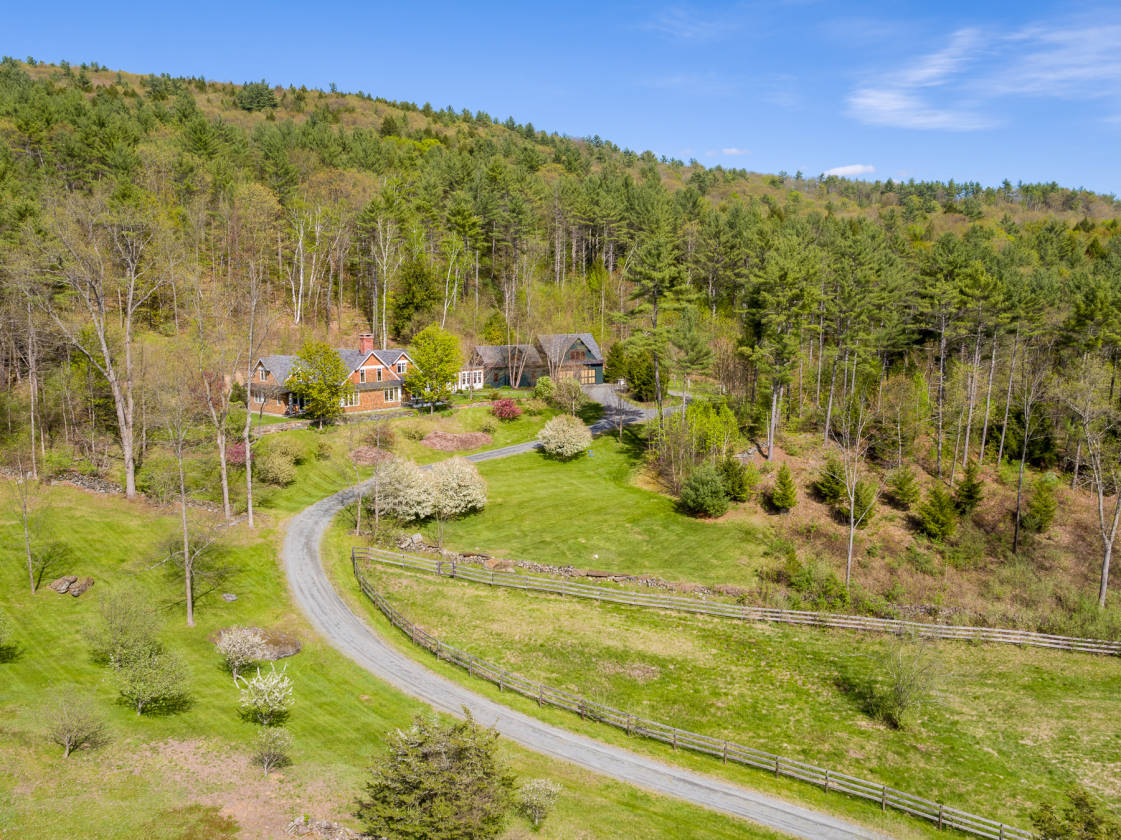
48, 575, 78, 594
68, 577, 94, 597
482, 556, 514, 572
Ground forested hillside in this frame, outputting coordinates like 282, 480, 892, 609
3, 57, 1121, 622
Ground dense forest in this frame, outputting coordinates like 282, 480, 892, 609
3, 57, 1121, 616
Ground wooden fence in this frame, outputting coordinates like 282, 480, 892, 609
352, 553, 1032, 840
352, 546, 1121, 657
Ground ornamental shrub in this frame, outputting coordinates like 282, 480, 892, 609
491, 399, 521, 421
537, 415, 592, 460
679, 464, 729, 517
532, 376, 555, 401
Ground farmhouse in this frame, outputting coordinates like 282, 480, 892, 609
459, 333, 604, 390
250, 333, 416, 416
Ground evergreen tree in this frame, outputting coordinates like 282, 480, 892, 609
887, 466, 921, 509
719, 457, 756, 502
918, 485, 958, 541
679, 463, 729, 517
1023, 472, 1058, 534
355, 713, 515, 840
954, 460, 984, 515
771, 463, 798, 512
852, 480, 876, 529
812, 455, 846, 505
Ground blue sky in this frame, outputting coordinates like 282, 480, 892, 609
6, 1, 1121, 194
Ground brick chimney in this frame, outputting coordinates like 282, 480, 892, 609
358, 333, 375, 354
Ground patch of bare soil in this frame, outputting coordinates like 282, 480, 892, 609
349, 446, 392, 466
421, 430, 492, 451
144, 739, 353, 840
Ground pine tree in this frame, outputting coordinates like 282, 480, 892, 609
1023, 472, 1058, 534
954, 460, 984, 515
771, 463, 798, 512
679, 463, 729, 517
887, 466, 921, 509
719, 457, 756, 502
918, 485, 958, 541
813, 455, 846, 504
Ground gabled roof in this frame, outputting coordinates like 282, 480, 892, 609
371, 348, 407, 367
536, 333, 603, 365
257, 347, 411, 387
473, 344, 543, 368
258, 355, 296, 385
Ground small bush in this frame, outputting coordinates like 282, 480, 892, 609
363, 423, 396, 450
887, 466, 920, 509
532, 376, 555, 401
491, 399, 521, 421
813, 455, 846, 504
253, 727, 292, 775
84, 589, 161, 666
254, 448, 296, 486
265, 436, 305, 464
537, 415, 592, 460
399, 421, 427, 441
224, 441, 247, 467
679, 464, 729, 517
136, 452, 180, 504
917, 485, 957, 541
216, 626, 267, 682
770, 463, 797, 512
1033, 787, 1121, 840
115, 649, 189, 715
477, 416, 498, 435
314, 438, 333, 460
903, 544, 941, 576
870, 636, 942, 729
944, 525, 986, 570
954, 460, 984, 514
785, 556, 849, 610
522, 398, 549, 416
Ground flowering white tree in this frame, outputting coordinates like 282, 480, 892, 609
216, 626, 267, 683
537, 415, 592, 460
429, 457, 487, 544
238, 664, 294, 726
369, 458, 433, 522
516, 778, 561, 827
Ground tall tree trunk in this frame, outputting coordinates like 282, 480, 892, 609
978, 332, 998, 466
997, 328, 1020, 465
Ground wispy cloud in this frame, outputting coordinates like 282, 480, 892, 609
824, 163, 875, 177
721, 147, 750, 155
847, 28, 993, 131
644, 5, 739, 41
846, 16, 1121, 131
642, 72, 739, 97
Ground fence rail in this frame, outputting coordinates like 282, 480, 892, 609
352, 552, 1032, 840
352, 546, 1121, 656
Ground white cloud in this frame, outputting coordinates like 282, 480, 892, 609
845, 15, 1121, 131
721, 147, 750, 156
645, 5, 738, 41
824, 164, 876, 177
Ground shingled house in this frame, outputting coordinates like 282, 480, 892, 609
459, 333, 603, 390
250, 334, 415, 416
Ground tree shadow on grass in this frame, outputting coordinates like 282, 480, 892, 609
119, 692, 194, 718
0, 643, 22, 664
833, 668, 891, 727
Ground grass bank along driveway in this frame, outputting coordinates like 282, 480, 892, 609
283, 486, 886, 840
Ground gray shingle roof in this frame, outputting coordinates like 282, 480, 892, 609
258, 355, 295, 385
536, 333, 603, 365
473, 344, 542, 368
258, 347, 409, 387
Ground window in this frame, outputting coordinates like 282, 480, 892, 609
397, 362, 407, 374
253, 391, 265, 404
385, 387, 400, 403
341, 392, 360, 408
473, 370, 483, 387
376, 367, 383, 382
258, 367, 267, 381
359, 368, 366, 384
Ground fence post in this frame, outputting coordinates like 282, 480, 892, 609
999, 825, 1004, 840
498, 670, 504, 692
450, 560, 456, 578
491, 569, 496, 586
824, 770, 830, 792
627, 715, 633, 736
436, 559, 442, 577
537, 686, 543, 707
937, 804, 944, 830
881, 785, 887, 811
774, 757, 780, 778
722, 742, 728, 764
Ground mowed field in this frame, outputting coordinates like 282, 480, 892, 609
0, 482, 788, 840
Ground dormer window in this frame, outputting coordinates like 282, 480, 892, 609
359, 369, 366, 384
258, 367, 267, 381
397, 362, 407, 374
376, 367, 383, 382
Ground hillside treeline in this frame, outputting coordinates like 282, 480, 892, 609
2, 57, 1121, 604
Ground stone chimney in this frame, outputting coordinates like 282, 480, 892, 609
358, 333, 375, 354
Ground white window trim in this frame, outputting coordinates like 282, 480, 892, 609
253, 391, 265, 404
258, 367, 267, 381
376, 367, 383, 382
359, 368, 367, 384
386, 387, 400, 403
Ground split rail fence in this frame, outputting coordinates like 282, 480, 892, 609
352, 551, 1033, 840
352, 546, 1121, 657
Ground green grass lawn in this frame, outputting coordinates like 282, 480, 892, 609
346, 552, 1121, 832
429, 430, 769, 586
0, 483, 785, 840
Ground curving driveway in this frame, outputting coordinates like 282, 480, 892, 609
281, 389, 889, 840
